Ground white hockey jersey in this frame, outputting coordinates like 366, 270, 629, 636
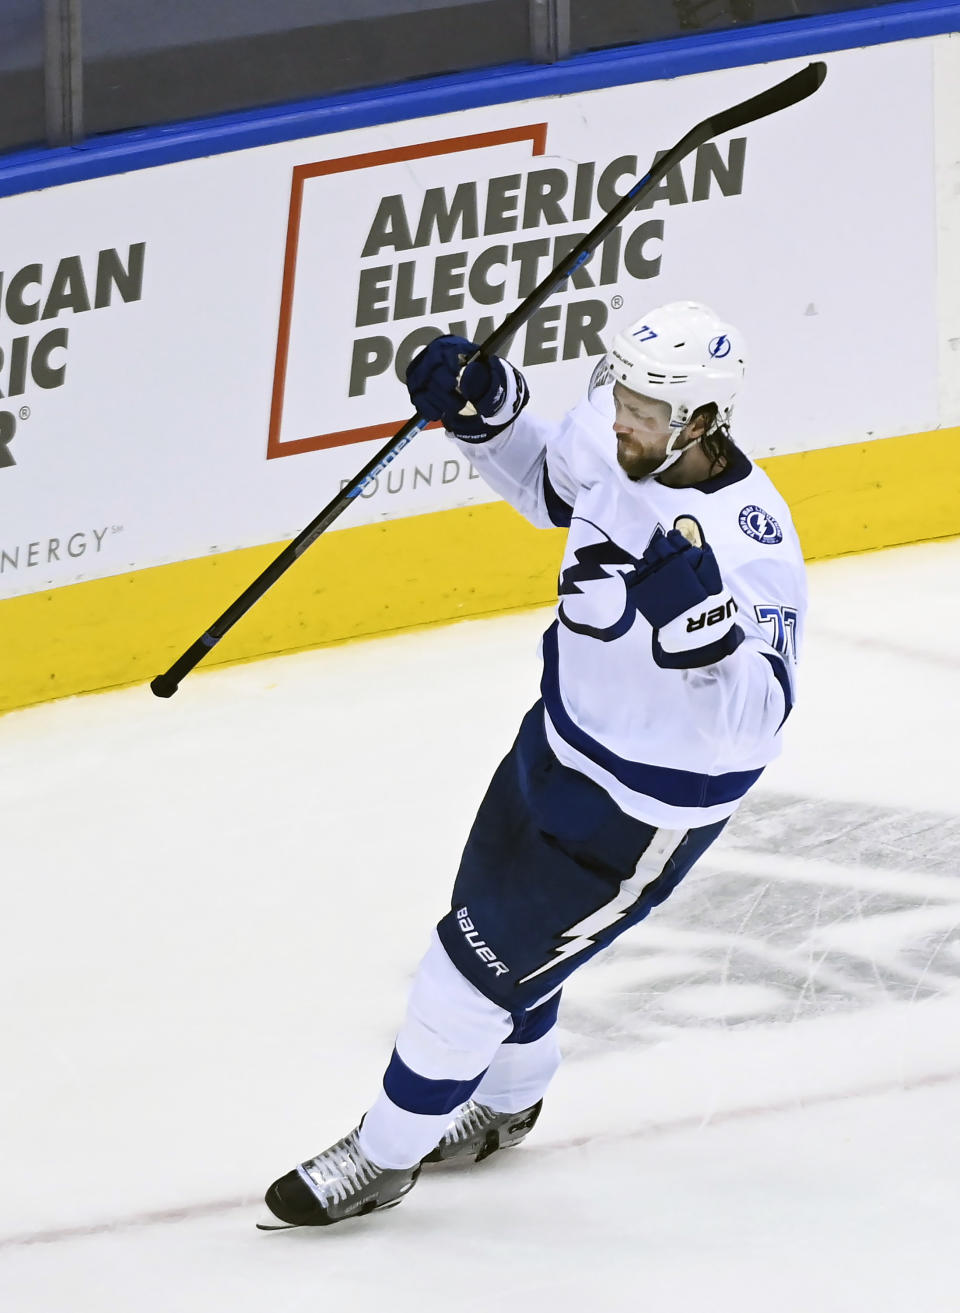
452, 390, 807, 831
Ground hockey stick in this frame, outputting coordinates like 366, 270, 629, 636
151, 59, 826, 698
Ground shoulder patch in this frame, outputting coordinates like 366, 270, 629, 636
738, 505, 783, 545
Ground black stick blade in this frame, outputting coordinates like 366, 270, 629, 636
708, 61, 827, 138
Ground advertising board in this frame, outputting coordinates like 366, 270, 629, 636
0, 39, 939, 603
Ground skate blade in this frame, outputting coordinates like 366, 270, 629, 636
255, 1210, 300, 1231
255, 1195, 408, 1231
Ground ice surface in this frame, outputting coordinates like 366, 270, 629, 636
1, 537, 958, 1312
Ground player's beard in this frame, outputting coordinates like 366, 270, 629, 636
615, 439, 663, 481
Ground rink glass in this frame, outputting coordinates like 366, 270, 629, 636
0, 0, 45, 153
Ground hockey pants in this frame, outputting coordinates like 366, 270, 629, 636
359, 703, 729, 1170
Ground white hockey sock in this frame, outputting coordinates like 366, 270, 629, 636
470, 1028, 562, 1113
357, 932, 514, 1169
358, 1087, 455, 1170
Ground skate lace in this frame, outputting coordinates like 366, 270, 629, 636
445, 1101, 495, 1145
298, 1130, 381, 1206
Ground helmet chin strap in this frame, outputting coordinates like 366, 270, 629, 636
650, 428, 697, 476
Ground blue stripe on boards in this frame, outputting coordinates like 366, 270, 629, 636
382, 1047, 486, 1116
2, 2, 957, 197
540, 621, 764, 808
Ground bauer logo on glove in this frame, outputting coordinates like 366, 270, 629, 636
628, 526, 744, 670
685, 597, 740, 633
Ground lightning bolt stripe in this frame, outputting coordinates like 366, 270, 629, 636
518, 827, 687, 984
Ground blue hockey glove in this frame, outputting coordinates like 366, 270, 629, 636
405, 335, 529, 442
628, 528, 744, 669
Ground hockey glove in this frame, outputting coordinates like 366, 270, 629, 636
405, 335, 529, 442
628, 528, 744, 669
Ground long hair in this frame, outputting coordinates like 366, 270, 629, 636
692, 403, 736, 474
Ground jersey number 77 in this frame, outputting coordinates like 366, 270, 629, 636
755, 604, 799, 661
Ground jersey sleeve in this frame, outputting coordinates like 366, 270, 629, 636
683, 636, 793, 755
683, 540, 807, 751
447, 401, 589, 531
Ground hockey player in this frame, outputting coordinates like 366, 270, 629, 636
260, 300, 806, 1229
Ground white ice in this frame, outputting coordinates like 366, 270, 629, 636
1, 537, 958, 1313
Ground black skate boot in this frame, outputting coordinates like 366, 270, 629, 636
258, 1127, 420, 1229
423, 1099, 543, 1165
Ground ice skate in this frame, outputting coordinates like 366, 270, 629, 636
423, 1099, 543, 1165
258, 1127, 420, 1229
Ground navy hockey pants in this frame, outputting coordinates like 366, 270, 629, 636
436, 700, 729, 1014
362, 703, 731, 1161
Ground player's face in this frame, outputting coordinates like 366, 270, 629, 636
612, 384, 677, 480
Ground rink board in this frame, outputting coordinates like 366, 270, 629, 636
2, 11, 960, 711
2, 425, 957, 714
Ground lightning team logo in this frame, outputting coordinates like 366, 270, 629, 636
738, 505, 783, 545
558, 516, 708, 640
558, 523, 640, 641
557, 517, 648, 642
